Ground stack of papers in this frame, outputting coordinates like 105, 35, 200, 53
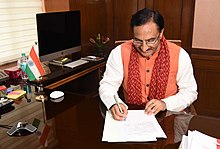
180, 130, 220, 149
102, 110, 167, 142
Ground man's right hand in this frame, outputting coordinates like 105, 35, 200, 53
110, 104, 128, 121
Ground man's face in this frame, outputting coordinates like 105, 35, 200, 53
133, 22, 163, 57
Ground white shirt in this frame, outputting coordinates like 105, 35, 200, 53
99, 45, 198, 112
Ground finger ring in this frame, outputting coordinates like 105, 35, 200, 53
152, 103, 154, 107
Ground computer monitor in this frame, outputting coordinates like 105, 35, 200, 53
36, 10, 81, 62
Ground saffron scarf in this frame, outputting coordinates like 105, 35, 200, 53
127, 36, 170, 105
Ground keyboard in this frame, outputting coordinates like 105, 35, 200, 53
63, 59, 89, 68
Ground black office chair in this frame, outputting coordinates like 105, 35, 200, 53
98, 86, 125, 119
98, 99, 107, 118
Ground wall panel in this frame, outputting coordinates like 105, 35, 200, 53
153, 0, 182, 39
70, 0, 108, 54
109, 0, 194, 52
191, 54, 220, 118
112, 0, 138, 41
44, 0, 70, 12
138, 0, 146, 10
145, 0, 154, 9
181, 0, 195, 51
45, 0, 108, 55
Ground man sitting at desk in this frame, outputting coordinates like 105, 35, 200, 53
99, 8, 197, 121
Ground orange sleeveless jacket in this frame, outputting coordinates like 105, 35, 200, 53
121, 40, 180, 103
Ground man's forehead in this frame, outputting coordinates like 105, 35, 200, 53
133, 22, 158, 34
134, 26, 152, 32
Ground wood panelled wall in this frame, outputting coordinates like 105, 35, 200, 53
191, 50, 220, 118
44, 0, 194, 53
69, 0, 108, 55
44, 0, 70, 12
108, 0, 195, 52
45, 0, 108, 55
44, 0, 220, 118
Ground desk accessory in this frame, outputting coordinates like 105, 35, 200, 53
6, 87, 13, 93
50, 96, 64, 103
81, 56, 104, 61
49, 57, 72, 66
0, 70, 9, 82
35, 77, 48, 101
87, 55, 96, 59
0, 85, 7, 97
0, 97, 14, 110
0, 104, 15, 115
50, 91, 64, 99
63, 59, 89, 69
50, 91, 64, 102
7, 122, 37, 136
7, 90, 26, 100
17, 53, 28, 80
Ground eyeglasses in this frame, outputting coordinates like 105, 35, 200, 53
133, 34, 160, 48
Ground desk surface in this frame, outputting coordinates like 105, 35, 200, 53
42, 59, 106, 89
51, 91, 194, 149
0, 85, 194, 149
0, 59, 195, 149
0, 60, 105, 148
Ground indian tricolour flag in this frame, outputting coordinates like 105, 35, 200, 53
32, 118, 51, 147
26, 45, 45, 81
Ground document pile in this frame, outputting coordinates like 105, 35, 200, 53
180, 130, 220, 149
102, 110, 167, 142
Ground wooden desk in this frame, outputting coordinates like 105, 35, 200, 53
0, 60, 106, 149
0, 60, 198, 149
37, 60, 195, 148
43, 89, 194, 149
0, 86, 194, 149
0, 85, 47, 149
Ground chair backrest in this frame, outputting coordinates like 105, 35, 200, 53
167, 39, 181, 46
188, 115, 220, 138
114, 39, 182, 46
98, 99, 107, 118
115, 40, 129, 45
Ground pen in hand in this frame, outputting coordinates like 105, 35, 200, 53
113, 94, 124, 114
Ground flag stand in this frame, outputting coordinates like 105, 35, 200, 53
35, 77, 48, 102
35, 88, 48, 101
35, 77, 48, 124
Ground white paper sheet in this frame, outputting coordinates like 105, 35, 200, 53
180, 130, 220, 149
102, 110, 167, 142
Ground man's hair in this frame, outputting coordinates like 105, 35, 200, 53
130, 8, 164, 33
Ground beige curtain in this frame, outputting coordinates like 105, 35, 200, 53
0, 0, 43, 65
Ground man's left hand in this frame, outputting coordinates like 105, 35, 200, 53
145, 99, 166, 115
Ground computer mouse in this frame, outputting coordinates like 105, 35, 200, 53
50, 96, 64, 103
87, 56, 96, 59
50, 91, 64, 99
